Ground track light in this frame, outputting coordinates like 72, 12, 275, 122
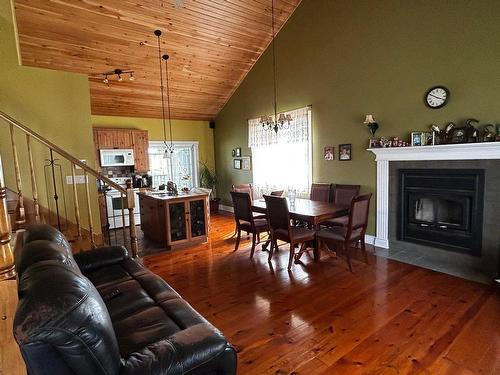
129, 72, 135, 81
103, 75, 109, 84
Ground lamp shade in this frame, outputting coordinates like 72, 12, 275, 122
364, 114, 375, 124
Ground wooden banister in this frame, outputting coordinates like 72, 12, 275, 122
0, 156, 16, 280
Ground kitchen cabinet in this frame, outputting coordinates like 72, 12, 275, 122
92, 128, 149, 171
131, 130, 149, 172
138, 191, 209, 250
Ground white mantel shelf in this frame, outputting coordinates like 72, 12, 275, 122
367, 142, 500, 249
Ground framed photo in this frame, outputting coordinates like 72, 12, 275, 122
338, 144, 352, 161
231, 149, 236, 157
235, 147, 242, 157
422, 132, 433, 146
411, 132, 423, 146
233, 158, 242, 169
324, 146, 334, 160
241, 156, 251, 170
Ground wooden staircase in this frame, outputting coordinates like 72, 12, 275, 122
0, 111, 139, 281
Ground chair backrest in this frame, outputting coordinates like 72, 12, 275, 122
263, 195, 290, 232
310, 183, 332, 202
232, 183, 253, 202
230, 191, 253, 223
270, 190, 284, 197
347, 193, 372, 236
334, 184, 361, 205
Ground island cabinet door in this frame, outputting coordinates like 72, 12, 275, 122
166, 201, 189, 245
188, 198, 208, 239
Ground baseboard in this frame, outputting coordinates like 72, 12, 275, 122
219, 204, 234, 213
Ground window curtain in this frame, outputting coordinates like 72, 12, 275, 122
248, 106, 311, 197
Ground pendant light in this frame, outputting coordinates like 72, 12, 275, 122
154, 29, 174, 157
261, 0, 292, 133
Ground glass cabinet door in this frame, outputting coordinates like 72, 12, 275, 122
168, 202, 187, 242
189, 199, 206, 238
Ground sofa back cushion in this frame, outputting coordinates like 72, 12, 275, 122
14, 258, 121, 375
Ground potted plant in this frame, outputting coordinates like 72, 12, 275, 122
199, 162, 220, 213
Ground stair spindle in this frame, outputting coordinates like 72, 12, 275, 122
71, 164, 82, 240
9, 124, 25, 227
120, 192, 127, 246
26, 134, 40, 223
84, 171, 95, 248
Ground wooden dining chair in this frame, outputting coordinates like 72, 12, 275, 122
230, 191, 269, 258
316, 193, 372, 272
310, 183, 332, 202
325, 184, 361, 227
264, 195, 316, 270
232, 183, 254, 202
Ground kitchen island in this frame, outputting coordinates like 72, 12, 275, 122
138, 189, 210, 250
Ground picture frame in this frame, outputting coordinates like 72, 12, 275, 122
368, 138, 380, 148
422, 132, 434, 146
324, 146, 334, 160
241, 156, 251, 170
338, 144, 352, 161
411, 132, 423, 146
233, 158, 242, 169
235, 147, 242, 157
231, 149, 236, 157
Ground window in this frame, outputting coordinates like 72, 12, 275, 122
248, 106, 312, 197
148, 141, 199, 189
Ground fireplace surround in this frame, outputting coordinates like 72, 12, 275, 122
368, 143, 500, 284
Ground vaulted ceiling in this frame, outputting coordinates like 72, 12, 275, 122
14, 0, 302, 120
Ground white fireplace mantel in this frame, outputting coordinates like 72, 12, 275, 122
367, 142, 500, 249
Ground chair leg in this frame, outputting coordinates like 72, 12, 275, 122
295, 242, 307, 263
288, 242, 295, 270
344, 242, 353, 272
361, 237, 368, 264
268, 237, 276, 262
250, 232, 257, 258
234, 229, 241, 251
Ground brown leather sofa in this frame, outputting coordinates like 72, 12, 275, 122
13, 225, 237, 375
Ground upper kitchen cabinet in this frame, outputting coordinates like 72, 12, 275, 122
132, 130, 149, 172
93, 128, 149, 171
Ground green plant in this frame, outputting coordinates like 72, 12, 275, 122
199, 162, 217, 198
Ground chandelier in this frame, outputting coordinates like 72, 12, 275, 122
154, 30, 174, 157
261, 0, 292, 133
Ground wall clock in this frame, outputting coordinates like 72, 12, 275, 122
425, 86, 449, 109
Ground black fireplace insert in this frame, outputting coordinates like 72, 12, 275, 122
398, 169, 484, 256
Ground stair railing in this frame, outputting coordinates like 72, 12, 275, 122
0, 111, 138, 267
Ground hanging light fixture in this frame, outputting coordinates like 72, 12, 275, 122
261, 0, 292, 133
154, 29, 174, 157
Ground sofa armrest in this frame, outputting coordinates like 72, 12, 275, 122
121, 323, 237, 375
74, 245, 129, 272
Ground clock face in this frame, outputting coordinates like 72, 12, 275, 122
425, 86, 449, 108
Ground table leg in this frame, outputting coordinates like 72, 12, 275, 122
313, 222, 320, 261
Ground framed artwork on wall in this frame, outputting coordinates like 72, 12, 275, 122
324, 146, 334, 160
338, 144, 352, 161
233, 158, 242, 169
241, 156, 251, 170
231, 149, 236, 157
235, 147, 242, 157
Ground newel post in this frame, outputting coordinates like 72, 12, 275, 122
126, 180, 138, 258
0, 156, 16, 280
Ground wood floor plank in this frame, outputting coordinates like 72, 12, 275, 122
139, 213, 499, 375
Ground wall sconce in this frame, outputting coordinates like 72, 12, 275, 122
364, 114, 379, 137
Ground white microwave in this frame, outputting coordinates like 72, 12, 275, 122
100, 149, 135, 167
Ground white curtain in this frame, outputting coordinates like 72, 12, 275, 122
248, 106, 311, 197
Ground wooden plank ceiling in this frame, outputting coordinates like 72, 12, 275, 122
14, 0, 302, 120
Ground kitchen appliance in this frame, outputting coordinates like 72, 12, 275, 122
100, 149, 134, 167
104, 177, 141, 229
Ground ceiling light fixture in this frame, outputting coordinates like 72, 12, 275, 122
95, 68, 135, 86
261, 0, 292, 133
154, 29, 175, 158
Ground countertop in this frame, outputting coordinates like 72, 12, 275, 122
138, 188, 210, 201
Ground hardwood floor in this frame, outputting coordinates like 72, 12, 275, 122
142, 213, 500, 375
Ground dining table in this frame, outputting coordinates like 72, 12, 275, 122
251, 198, 349, 261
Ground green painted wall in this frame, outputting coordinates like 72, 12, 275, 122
91, 115, 215, 169
0, 0, 99, 231
214, 0, 500, 235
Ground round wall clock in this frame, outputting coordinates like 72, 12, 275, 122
425, 86, 449, 109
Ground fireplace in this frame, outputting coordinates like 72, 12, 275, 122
398, 169, 484, 256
